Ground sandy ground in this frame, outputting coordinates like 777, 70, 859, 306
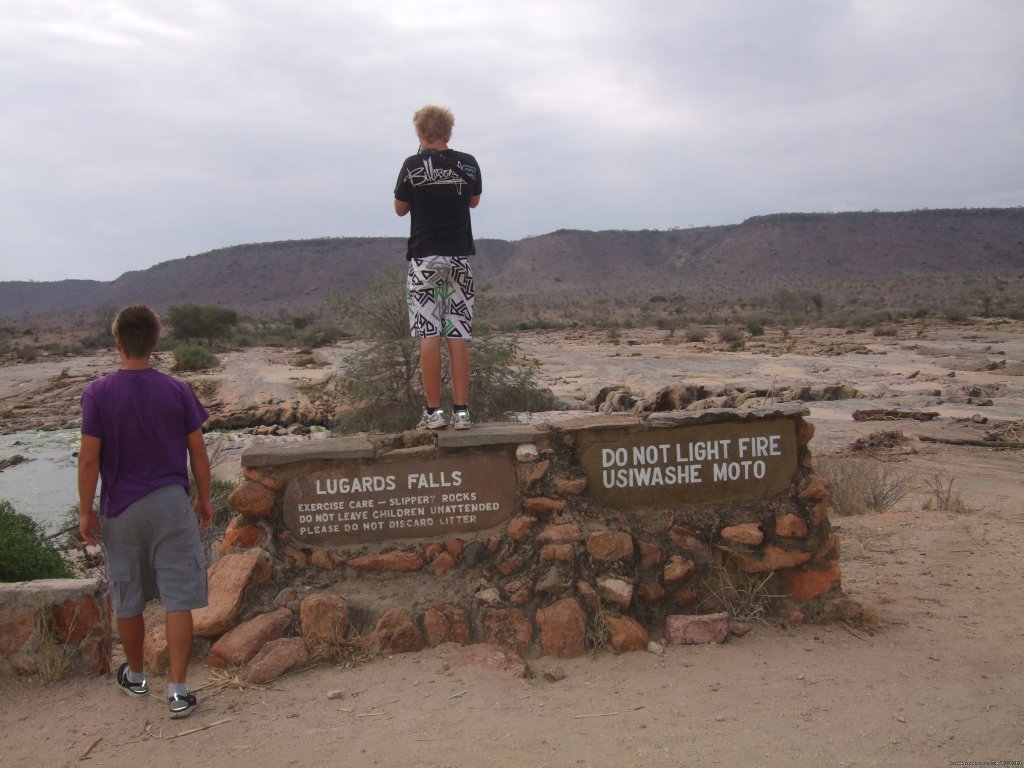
2, 321, 1023, 767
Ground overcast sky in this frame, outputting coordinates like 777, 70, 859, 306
2, 1, 1022, 282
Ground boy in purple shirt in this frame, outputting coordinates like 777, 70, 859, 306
78, 305, 212, 719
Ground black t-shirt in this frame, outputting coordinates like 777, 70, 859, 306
394, 149, 482, 260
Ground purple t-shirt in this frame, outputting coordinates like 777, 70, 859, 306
81, 367, 209, 519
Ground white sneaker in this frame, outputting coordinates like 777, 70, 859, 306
417, 409, 447, 430
451, 410, 472, 430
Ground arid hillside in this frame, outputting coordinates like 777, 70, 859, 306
1, 208, 1022, 329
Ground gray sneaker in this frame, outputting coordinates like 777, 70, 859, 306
451, 410, 472, 430
417, 408, 447, 430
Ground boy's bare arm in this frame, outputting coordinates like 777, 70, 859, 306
186, 428, 213, 530
78, 435, 102, 545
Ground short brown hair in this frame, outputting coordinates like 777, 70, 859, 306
112, 305, 161, 358
413, 105, 455, 143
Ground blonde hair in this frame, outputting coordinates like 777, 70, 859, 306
413, 105, 455, 143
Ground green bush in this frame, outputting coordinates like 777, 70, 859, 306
173, 344, 219, 372
0, 500, 72, 582
744, 318, 765, 337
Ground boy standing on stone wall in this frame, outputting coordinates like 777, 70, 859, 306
394, 104, 482, 430
78, 304, 212, 719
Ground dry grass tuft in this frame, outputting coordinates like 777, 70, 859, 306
34, 605, 80, 685
586, 602, 611, 651
818, 456, 914, 516
306, 625, 374, 669
699, 563, 781, 624
922, 469, 974, 514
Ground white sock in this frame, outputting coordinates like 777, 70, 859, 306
127, 668, 146, 684
167, 682, 188, 698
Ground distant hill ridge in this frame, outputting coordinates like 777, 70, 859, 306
2, 208, 1022, 320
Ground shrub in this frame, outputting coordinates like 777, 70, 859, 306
173, 344, 219, 372
717, 326, 744, 344
744, 318, 765, 337
329, 269, 552, 433
0, 500, 72, 582
684, 326, 707, 343
11, 345, 39, 362
817, 457, 913, 516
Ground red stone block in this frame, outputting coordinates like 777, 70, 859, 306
784, 561, 842, 600
444, 538, 464, 559
540, 544, 575, 561
663, 555, 695, 584
720, 523, 763, 546
496, 555, 524, 576
227, 479, 276, 518
247, 637, 309, 684
431, 551, 455, 576
209, 607, 292, 668
0, 606, 36, 657
796, 419, 816, 446
243, 467, 285, 491
422, 603, 470, 647
606, 614, 649, 653
665, 612, 729, 645
523, 497, 566, 515
586, 531, 634, 561
553, 476, 588, 495
536, 597, 587, 658
50, 595, 104, 644
798, 473, 830, 503
368, 608, 423, 654
506, 515, 537, 542
775, 513, 808, 538
299, 594, 350, 643
639, 541, 664, 567
220, 515, 265, 555
636, 581, 667, 603
730, 545, 812, 574
536, 523, 584, 543
193, 553, 264, 637
482, 608, 533, 657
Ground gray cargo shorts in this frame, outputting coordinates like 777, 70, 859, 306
101, 485, 208, 618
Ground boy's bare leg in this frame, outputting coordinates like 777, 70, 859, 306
165, 609, 194, 685
419, 337, 443, 407
446, 338, 470, 406
118, 614, 146, 673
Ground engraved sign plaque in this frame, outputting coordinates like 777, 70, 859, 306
283, 453, 517, 545
578, 418, 798, 509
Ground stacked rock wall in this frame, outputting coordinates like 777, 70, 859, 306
201, 406, 850, 674
0, 578, 112, 677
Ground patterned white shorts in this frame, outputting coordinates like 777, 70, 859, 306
406, 256, 474, 339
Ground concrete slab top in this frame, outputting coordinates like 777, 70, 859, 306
241, 436, 376, 467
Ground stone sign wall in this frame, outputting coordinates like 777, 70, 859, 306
208, 405, 854, 674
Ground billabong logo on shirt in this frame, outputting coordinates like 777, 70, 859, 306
405, 155, 476, 190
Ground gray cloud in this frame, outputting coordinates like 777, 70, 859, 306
1, 0, 1021, 281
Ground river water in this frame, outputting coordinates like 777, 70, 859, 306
0, 429, 82, 532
